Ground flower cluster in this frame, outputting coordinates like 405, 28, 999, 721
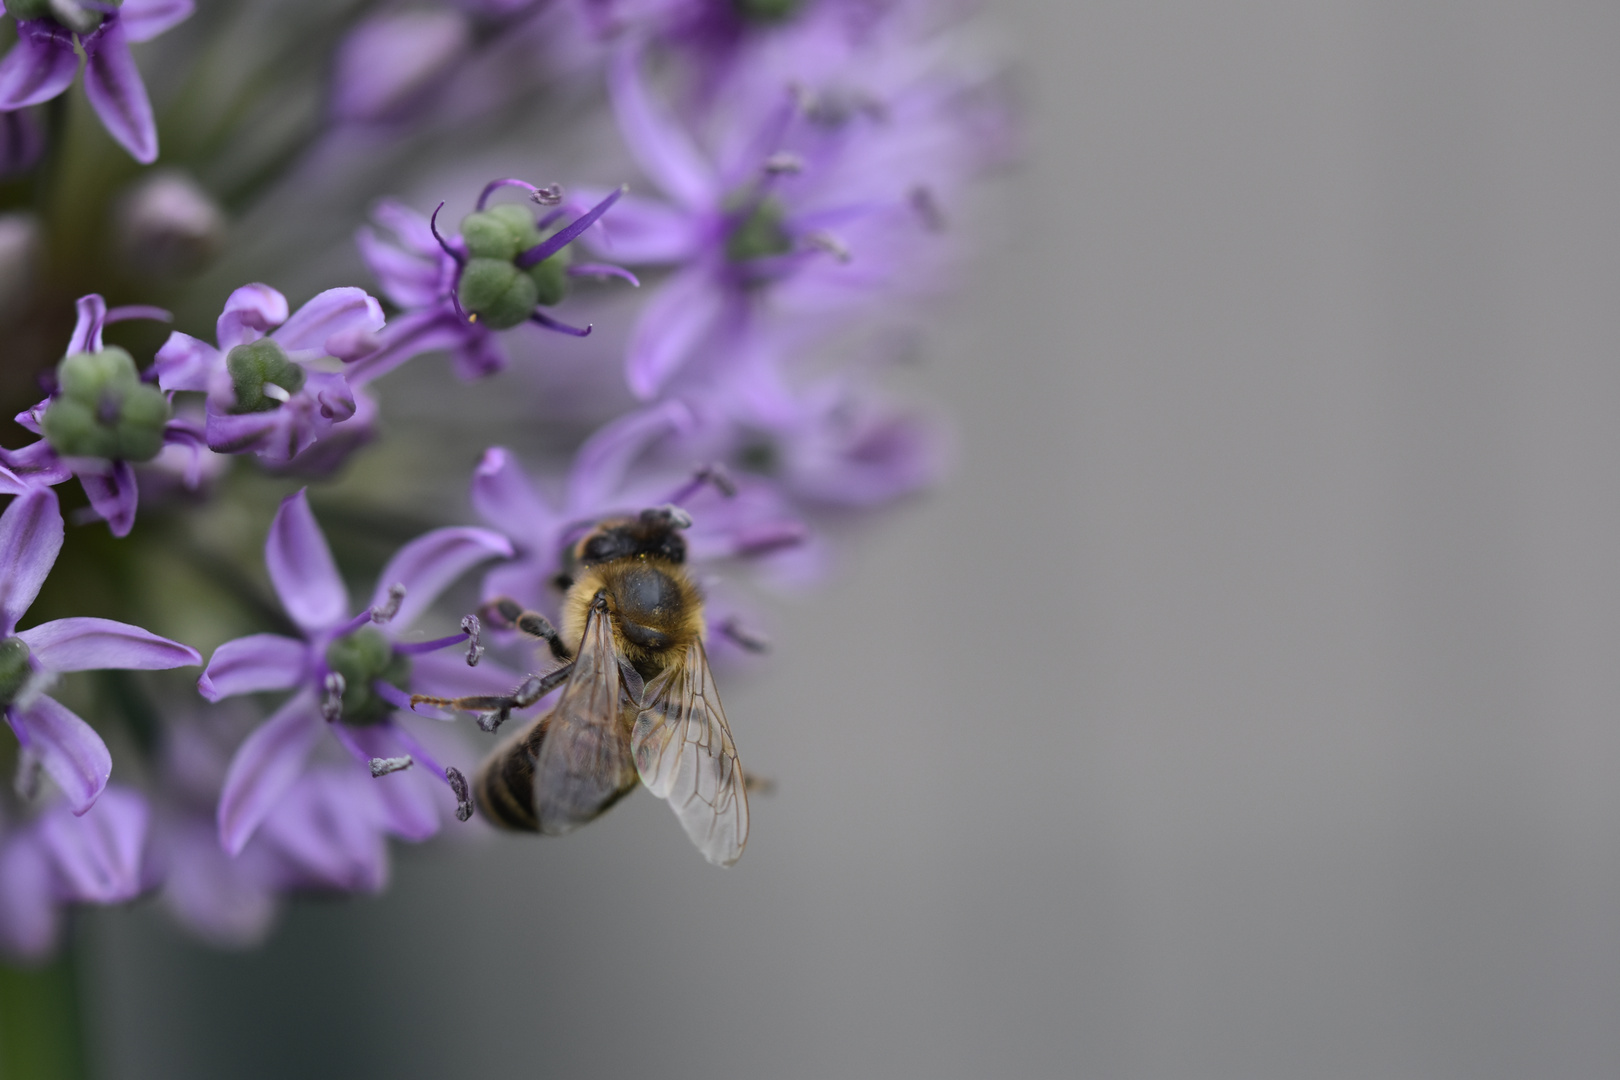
0, 0, 1009, 961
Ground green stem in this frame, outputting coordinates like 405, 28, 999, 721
0, 943, 89, 1080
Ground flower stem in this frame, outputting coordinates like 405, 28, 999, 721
0, 946, 89, 1080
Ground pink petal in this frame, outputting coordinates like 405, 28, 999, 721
372, 527, 512, 633
8, 695, 113, 816
78, 460, 138, 537
568, 399, 694, 511
37, 785, 150, 903
0, 21, 78, 110
68, 294, 108, 353
197, 634, 309, 701
470, 447, 558, 541
120, 0, 195, 43
580, 189, 702, 264
271, 288, 385, 363
152, 331, 222, 392
624, 267, 729, 399
18, 616, 199, 673
0, 831, 59, 961
216, 691, 322, 856
265, 489, 348, 633
216, 284, 289, 352
0, 486, 62, 634
82, 19, 158, 164
607, 44, 717, 210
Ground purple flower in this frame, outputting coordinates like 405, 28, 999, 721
0, 487, 200, 816
348, 182, 634, 384
3, 294, 207, 537
0, 0, 195, 164
199, 489, 513, 855
587, 7, 1000, 399
469, 399, 812, 649
331, 8, 473, 124
0, 785, 151, 962
152, 283, 385, 466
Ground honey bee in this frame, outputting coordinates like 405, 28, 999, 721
415, 507, 748, 866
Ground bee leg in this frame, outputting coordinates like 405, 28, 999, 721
480, 596, 572, 661
743, 771, 777, 796
718, 617, 770, 654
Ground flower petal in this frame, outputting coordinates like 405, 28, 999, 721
579, 189, 702, 264
265, 489, 348, 633
372, 527, 512, 633
470, 447, 557, 542
0, 486, 62, 635
624, 267, 729, 399
197, 634, 309, 701
68, 294, 107, 354
37, 785, 150, 903
0, 21, 78, 110
8, 695, 112, 816
152, 331, 222, 392
257, 769, 388, 893
607, 44, 717, 210
330, 9, 470, 123
568, 399, 694, 512
0, 831, 58, 961
78, 460, 138, 537
271, 287, 385, 364
120, 0, 196, 43
18, 616, 200, 674
216, 691, 322, 856
82, 18, 159, 164
159, 817, 278, 948
216, 284, 289, 352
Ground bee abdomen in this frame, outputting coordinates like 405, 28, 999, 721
474, 715, 547, 831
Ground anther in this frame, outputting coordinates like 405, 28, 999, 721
445, 767, 475, 822
529, 184, 564, 206
720, 618, 771, 654
764, 152, 803, 175
804, 231, 851, 263
462, 613, 484, 666
370, 582, 407, 624
369, 755, 413, 777
322, 671, 347, 722
697, 463, 737, 497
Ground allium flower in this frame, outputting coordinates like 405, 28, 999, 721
0, 786, 150, 962
4, 295, 208, 537
0, 0, 195, 164
470, 399, 811, 651
199, 489, 512, 855
152, 284, 385, 466
350, 181, 634, 384
0, 487, 200, 816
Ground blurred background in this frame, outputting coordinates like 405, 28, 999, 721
81, 1, 1620, 1077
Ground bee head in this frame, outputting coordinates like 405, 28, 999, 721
572, 505, 691, 569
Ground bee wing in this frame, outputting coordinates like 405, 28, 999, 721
533, 604, 637, 834
631, 639, 749, 866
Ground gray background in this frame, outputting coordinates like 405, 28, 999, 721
90, 2, 1620, 1077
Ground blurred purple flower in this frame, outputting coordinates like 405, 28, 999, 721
0, 785, 151, 962
331, 8, 473, 124
4, 294, 207, 537
152, 283, 385, 466
0, 487, 199, 817
199, 489, 512, 855
0, 0, 195, 164
349, 183, 633, 384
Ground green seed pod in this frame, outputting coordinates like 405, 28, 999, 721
460, 210, 523, 261
0, 636, 32, 707
42, 347, 173, 462
526, 248, 572, 307
225, 338, 306, 414
324, 627, 412, 726
486, 203, 543, 249
726, 199, 794, 262
458, 257, 539, 330
732, 0, 802, 23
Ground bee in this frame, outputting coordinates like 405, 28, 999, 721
415, 507, 749, 866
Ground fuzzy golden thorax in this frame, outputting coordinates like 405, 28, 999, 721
560, 556, 706, 680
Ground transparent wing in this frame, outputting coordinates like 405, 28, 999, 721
631, 639, 749, 866
533, 603, 637, 834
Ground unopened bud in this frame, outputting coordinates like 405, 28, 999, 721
116, 171, 227, 278
42, 348, 172, 461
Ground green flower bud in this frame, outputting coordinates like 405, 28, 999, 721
225, 338, 306, 415
324, 627, 411, 726
0, 636, 32, 707
731, 0, 802, 23
526, 247, 572, 307
460, 204, 544, 262
41, 347, 172, 462
457, 257, 539, 330
725, 198, 794, 262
